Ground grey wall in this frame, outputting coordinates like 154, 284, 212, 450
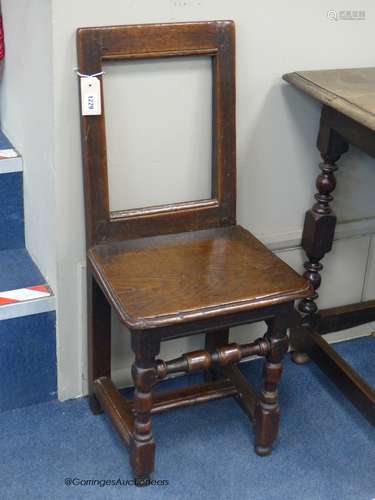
104, 57, 213, 211
2, 1, 375, 399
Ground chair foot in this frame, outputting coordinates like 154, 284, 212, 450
291, 351, 310, 364
255, 445, 272, 457
134, 475, 151, 487
254, 399, 280, 455
254, 317, 288, 455
88, 394, 103, 415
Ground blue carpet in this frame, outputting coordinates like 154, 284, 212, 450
334, 335, 375, 386
0, 248, 45, 292
0, 337, 373, 500
0, 172, 25, 250
0, 312, 57, 412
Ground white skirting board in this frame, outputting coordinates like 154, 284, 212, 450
255, 216, 375, 251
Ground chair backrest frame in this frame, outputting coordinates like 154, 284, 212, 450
77, 20, 236, 248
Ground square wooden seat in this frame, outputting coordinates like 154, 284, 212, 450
89, 225, 309, 329
77, 19, 312, 485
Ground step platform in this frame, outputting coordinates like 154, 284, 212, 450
0, 130, 22, 174
0, 132, 56, 412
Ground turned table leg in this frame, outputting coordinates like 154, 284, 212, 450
291, 108, 349, 364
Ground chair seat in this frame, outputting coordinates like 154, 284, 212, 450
89, 225, 311, 329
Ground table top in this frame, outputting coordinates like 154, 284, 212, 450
283, 68, 375, 132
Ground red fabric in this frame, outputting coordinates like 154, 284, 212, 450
29, 285, 50, 293
0, 297, 16, 305
0, 15, 5, 61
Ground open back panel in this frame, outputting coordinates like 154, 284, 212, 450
77, 20, 236, 247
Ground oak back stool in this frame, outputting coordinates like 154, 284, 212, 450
77, 20, 312, 485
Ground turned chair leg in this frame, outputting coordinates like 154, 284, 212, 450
130, 333, 160, 485
87, 271, 111, 415
255, 317, 289, 456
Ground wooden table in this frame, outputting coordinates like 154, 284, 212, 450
283, 68, 375, 426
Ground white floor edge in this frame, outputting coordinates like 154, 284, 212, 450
0, 295, 56, 320
0, 156, 22, 174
